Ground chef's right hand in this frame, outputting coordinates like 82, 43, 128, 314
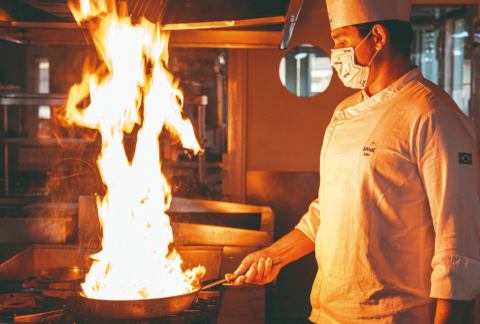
231, 249, 282, 286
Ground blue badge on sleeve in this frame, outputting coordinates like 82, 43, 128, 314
459, 153, 473, 165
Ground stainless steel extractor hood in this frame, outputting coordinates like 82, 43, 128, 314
0, 0, 304, 48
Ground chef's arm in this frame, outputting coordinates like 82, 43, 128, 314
232, 229, 315, 286
434, 299, 471, 324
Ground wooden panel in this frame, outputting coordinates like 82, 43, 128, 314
223, 49, 247, 203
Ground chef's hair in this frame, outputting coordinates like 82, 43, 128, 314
354, 20, 413, 59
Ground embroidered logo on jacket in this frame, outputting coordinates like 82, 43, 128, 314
459, 153, 473, 165
363, 142, 377, 157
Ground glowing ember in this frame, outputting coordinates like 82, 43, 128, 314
63, 0, 205, 300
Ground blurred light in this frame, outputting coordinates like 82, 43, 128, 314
453, 50, 462, 56
295, 52, 308, 60
217, 55, 226, 65
39, 62, 50, 69
451, 31, 469, 38
38, 105, 51, 119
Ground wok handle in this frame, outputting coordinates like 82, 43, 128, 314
224, 256, 282, 283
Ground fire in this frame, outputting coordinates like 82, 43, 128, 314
63, 0, 205, 300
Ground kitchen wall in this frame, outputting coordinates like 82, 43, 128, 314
244, 2, 355, 321
246, 3, 355, 173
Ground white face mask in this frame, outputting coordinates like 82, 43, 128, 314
330, 31, 379, 89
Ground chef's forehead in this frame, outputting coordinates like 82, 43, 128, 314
331, 26, 360, 39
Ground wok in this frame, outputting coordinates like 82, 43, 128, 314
79, 289, 199, 319
79, 257, 281, 319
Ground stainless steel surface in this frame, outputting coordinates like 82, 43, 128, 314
0, 245, 268, 323
162, 16, 285, 31
78, 250, 263, 319
0, 0, 305, 48
280, 0, 304, 50
0, 293, 65, 323
0, 21, 82, 29
0, 93, 67, 106
10, 309, 64, 323
280, 15, 298, 50
0, 245, 223, 282
0, 218, 74, 244
40, 266, 87, 281
78, 196, 274, 247
0, 202, 77, 244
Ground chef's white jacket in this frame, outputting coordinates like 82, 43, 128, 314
296, 67, 480, 323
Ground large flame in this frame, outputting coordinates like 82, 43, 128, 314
64, 0, 205, 300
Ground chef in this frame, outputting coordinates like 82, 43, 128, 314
232, 0, 480, 323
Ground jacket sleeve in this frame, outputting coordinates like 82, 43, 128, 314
416, 106, 480, 301
295, 198, 320, 243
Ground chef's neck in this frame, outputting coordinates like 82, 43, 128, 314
363, 53, 414, 98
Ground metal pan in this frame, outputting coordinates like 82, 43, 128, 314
79, 257, 282, 319
79, 289, 199, 319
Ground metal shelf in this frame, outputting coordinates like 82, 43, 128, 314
0, 138, 98, 145
0, 93, 210, 195
0, 93, 67, 106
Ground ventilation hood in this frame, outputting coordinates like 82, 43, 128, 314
0, 0, 304, 48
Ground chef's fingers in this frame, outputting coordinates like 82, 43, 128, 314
264, 257, 273, 278
254, 258, 266, 282
244, 262, 258, 284
232, 275, 246, 286
234, 255, 255, 276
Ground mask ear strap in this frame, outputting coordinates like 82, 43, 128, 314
355, 30, 372, 50
368, 49, 380, 67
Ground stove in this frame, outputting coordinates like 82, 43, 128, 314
64, 290, 220, 324
0, 292, 64, 323
0, 279, 221, 323
0, 244, 269, 324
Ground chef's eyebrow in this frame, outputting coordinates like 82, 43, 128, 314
331, 27, 349, 39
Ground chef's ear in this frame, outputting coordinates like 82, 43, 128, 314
371, 24, 388, 51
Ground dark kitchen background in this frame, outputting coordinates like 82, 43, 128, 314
0, 0, 479, 323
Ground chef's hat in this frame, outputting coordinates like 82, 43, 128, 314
326, 0, 412, 30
